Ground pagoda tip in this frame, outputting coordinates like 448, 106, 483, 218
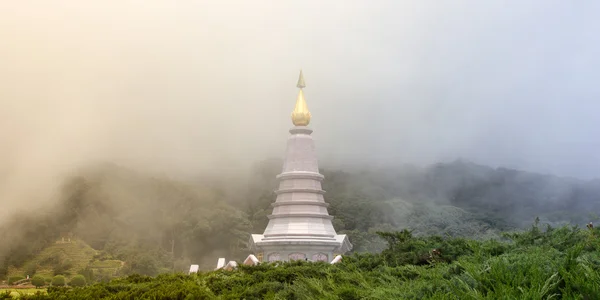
296, 69, 306, 89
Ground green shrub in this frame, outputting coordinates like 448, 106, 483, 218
69, 274, 86, 287
122, 254, 160, 276
51, 275, 66, 286
8, 276, 24, 285
31, 275, 45, 288
0, 290, 11, 300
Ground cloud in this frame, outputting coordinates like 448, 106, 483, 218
0, 1, 599, 217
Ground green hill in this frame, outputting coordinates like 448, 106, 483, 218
7, 239, 123, 282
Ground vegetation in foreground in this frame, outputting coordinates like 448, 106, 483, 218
4, 221, 599, 299
0, 289, 45, 298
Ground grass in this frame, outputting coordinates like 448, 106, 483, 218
0, 288, 46, 298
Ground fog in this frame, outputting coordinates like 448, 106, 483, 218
1, 1, 599, 218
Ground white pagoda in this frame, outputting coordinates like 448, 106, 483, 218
247, 71, 352, 263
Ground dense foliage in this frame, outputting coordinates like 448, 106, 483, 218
31, 275, 45, 288
51, 275, 65, 287
69, 275, 86, 287
7, 223, 599, 299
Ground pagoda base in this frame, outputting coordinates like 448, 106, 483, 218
248, 234, 352, 263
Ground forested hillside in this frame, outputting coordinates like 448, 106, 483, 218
1, 160, 599, 282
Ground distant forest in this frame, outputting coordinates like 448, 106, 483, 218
1, 159, 599, 278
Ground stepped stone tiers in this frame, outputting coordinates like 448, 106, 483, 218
248, 71, 352, 263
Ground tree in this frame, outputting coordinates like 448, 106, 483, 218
51, 275, 66, 286
69, 275, 86, 287
124, 254, 160, 276
31, 275, 45, 288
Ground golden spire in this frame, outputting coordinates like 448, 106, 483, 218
297, 69, 306, 88
291, 70, 311, 126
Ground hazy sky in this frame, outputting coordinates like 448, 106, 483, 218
1, 0, 599, 210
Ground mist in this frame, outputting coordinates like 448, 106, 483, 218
1, 1, 600, 221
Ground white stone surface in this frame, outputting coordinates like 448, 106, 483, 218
330, 255, 342, 264
249, 126, 352, 262
215, 258, 226, 270
223, 261, 238, 271
188, 264, 199, 274
244, 254, 260, 265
